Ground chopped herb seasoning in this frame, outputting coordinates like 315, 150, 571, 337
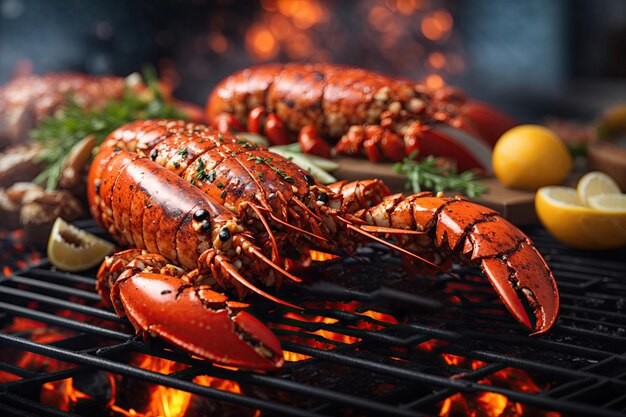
190, 178, 196, 185
177, 147, 188, 157
220, 190, 227, 199
237, 139, 257, 149
284, 176, 294, 183
196, 158, 205, 172
207, 170, 216, 183
173, 161, 180, 168
258, 172, 265, 181
231, 152, 237, 157
218, 134, 224, 142
216, 182, 224, 188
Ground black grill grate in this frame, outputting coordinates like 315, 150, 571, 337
1, 220, 625, 417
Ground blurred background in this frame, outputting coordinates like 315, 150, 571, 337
1, 0, 625, 121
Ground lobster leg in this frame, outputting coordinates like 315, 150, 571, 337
334, 122, 491, 172
104, 251, 284, 370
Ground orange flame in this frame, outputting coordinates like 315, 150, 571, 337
417, 340, 560, 417
309, 249, 340, 262
37, 354, 247, 417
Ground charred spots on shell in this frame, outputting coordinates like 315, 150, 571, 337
94, 179, 101, 194
305, 174, 315, 185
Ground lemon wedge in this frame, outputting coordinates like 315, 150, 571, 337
587, 193, 626, 212
576, 171, 622, 207
47, 218, 115, 272
536, 186, 626, 249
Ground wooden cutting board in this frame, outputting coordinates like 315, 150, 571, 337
332, 158, 539, 226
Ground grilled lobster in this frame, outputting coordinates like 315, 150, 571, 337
88, 146, 296, 370
206, 63, 517, 172
91, 120, 558, 370
0, 73, 125, 150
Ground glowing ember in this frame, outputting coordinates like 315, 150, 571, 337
283, 350, 312, 362
37, 354, 247, 417
309, 249, 340, 262
274, 301, 401, 363
417, 341, 560, 417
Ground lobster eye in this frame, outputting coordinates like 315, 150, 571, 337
316, 192, 329, 205
193, 209, 209, 222
150, 149, 158, 161
219, 227, 231, 241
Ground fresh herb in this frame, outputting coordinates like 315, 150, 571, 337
207, 170, 216, 183
31, 67, 186, 189
216, 182, 224, 188
177, 147, 188, 158
218, 134, 224, 142
393, 151, 488, 198
196, 158, 205, 172
172, 161, 180, 168
220, 190, 227, 199
258, 172, 265, 181
231, 152, 237, 157
237, 139, 257, 149
196, 171, 209, 181
190, 178, 197, 186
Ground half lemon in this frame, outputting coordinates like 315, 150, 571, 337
536, 186, 626, 250
47, 218, 115, 272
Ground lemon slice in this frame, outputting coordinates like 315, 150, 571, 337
536, 186, 626, 249
47, 218, 115, 272
576, 171, 622, 207
587, 193, 626, 212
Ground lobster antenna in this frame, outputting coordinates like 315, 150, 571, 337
249, 247, 303, 283
267, 212, 330, 243
342, 221, 458, 279
358, 225, 428, 236
221, 261, 301, 309
248, 203, 281, 262
292, 198, 322, 221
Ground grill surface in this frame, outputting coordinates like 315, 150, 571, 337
0, 219, 625, 417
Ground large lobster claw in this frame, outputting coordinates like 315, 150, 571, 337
462, 216, 560, 334
111, 273, 284, 370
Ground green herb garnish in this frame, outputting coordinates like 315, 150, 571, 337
31, 67, 186, 189
393, 151, 487, 198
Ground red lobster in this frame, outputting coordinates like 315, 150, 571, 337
90, 120, 558, 371
206, 63, 517, 172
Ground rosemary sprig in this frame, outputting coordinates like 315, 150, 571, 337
393, 152, 488, 198
31, 67, 185, 190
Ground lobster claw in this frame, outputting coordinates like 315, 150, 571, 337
464, 217, 559, 335
111, 273, 284, 370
